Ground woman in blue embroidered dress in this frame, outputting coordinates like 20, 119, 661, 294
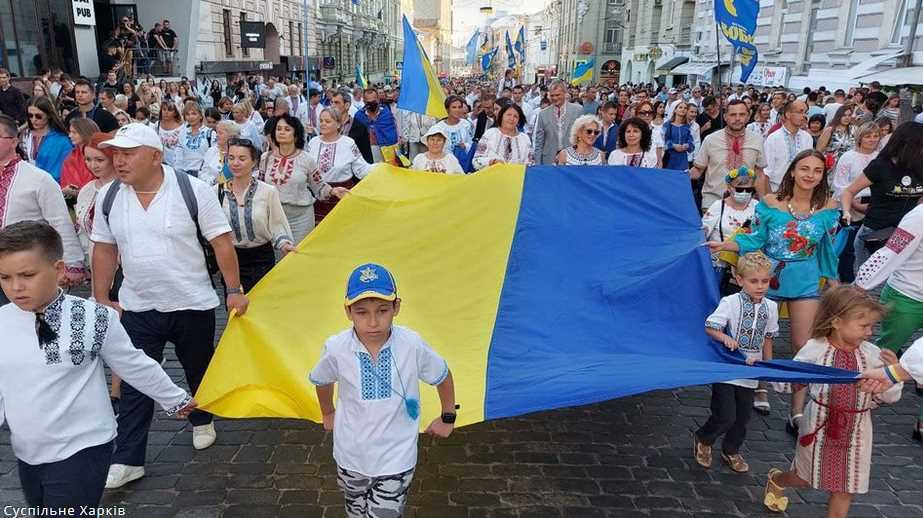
710, 149, 840, 435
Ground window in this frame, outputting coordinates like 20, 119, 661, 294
240, 12, 249, 57
298, 23, 303, 56
891, 0, 910, 45
223, 9, 233, 57
844, 0, 860, 46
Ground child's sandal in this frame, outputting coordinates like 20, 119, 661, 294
763, 468, 789, 513
721, 453, 749, 473
753, 388, 771, 416
693, 435, 712, 468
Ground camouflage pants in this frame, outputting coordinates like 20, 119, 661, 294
336, 465, 415, 518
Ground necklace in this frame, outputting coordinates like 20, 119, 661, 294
787, 200, 815, 221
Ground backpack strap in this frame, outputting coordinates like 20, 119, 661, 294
173, 168, 201, 234
101, 179, 123, 226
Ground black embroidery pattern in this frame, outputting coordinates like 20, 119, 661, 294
69, 300, 86, 365
41, 292, 65, 365
90, 304, 109, 361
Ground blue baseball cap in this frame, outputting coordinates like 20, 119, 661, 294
345, 263, 398, 306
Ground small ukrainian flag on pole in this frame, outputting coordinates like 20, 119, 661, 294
396, 15, 448, 119
572, 59, 595, 86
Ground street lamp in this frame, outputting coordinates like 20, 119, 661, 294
480, 1, 493, 16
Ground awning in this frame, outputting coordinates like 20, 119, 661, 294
846, 51, 905, 79
655, 56, 689, 76
671, 62, 716, 76
854, 66, 923, 87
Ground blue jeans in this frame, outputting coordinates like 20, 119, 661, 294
18, 441, 113, 508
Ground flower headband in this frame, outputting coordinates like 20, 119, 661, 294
725, 165, 755, 185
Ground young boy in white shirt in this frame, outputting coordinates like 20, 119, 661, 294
694, 252, 778, 474
0, 221, 196, 510
309, 263, 457, 518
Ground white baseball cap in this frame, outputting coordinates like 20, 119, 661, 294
99, 123, 164, 153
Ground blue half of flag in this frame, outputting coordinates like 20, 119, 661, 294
514, 26, 526, 64
505, 31, 516, 69
466, 29, 481, 65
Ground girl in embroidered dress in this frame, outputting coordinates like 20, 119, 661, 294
607, 118, 658, 168
411, 127, 463, 174
763, 286, 902, 517
258, 114, 347, 244
747, 103, 772, 139
472, 103, 532, 170
710, 150, 841, 436
304, 107, 372, 223
556, 114, 605, 166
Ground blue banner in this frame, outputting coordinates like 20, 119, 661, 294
714, 0, 760, 83
514, 26, 526, 64
505, 31, 516, 69
466, 29, 481, 65
481, 47, 498, 74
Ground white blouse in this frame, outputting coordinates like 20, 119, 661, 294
157, 123, 183, 167
560, 146, 605, 165
431, 119, 474, 154
856, 204, 923, 303
173, 124, 215, 174
304, 135, 372, 184
257, 150, 332, 206
217, 178, 293, 250
608, 149, 659, 168
0, 160, 84, 270
472, 128, 533, 170
410, 153, 464, 174
199, 146, 225, 186
74, 180, 108, 264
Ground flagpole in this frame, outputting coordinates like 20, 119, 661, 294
714, 23, 722, 90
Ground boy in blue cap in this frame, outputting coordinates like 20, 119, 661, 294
310, 263, 457, 518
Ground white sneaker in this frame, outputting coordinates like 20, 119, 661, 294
193, 422, 217, 450
105, 464, 144, 489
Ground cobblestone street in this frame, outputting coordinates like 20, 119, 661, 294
2, 301, 923, 518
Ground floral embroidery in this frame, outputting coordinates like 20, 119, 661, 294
40, 291, 65, 365
90, 304, 109, 361
886, 228, 915, 254
267, 154, 297, 186
318, 142, 337, 176
0, 158, 21, 227
358, 348, 393, 401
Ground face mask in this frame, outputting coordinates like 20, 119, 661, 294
732, 192, 753, 204
366, 102, 379, 112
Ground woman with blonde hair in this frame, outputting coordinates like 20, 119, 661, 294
556, 114, 606, 165
231, 100, 264, 150
304, 106, 371, 223
175, 101, 216, 177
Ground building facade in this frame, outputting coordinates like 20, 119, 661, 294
522, 4, 562, 84
556, 0, 628, 87
620, 0, 697, 86
315, 0, 404, 85
413, 0, 452, 77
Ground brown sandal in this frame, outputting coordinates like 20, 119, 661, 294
721, 453, 750, 473
693, 435, 712, 468
763, 468, 789, 513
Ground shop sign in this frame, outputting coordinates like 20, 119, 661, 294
72, 0, 96, 26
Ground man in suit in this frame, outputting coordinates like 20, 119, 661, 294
532, 80, 582, 165
330, 90, 373, 163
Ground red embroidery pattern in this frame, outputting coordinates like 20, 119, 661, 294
0, 159, 22, 227
318, 142, 337, 176
268, 154, 296, 186
885, 227, 915, 254
817, 349, 858, 493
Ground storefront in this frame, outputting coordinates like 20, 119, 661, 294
0, 0, 86, 77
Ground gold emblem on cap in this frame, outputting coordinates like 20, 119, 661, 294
359, 266, 378, 283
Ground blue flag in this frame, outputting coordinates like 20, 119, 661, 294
714, 0, 760, 83
466, 29, 481, 65
514, 26, 526, 64
505, 31, 516, 69
355, 63, 367, 89
481, 47, 498, 73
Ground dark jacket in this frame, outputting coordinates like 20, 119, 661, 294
0, 85, 27, 125
347, 117, 374, 164
64, 105, 119, 133
594, 122, 619, 158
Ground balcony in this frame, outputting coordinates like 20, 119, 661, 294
603, 43, 621, 54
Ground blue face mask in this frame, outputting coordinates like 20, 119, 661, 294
732, 192, 753, 204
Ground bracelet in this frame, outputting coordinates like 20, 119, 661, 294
883, 365, 899, 384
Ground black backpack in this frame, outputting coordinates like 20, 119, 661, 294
101, 169, 220, 276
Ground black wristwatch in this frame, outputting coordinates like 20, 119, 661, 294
441, 412, 457, 424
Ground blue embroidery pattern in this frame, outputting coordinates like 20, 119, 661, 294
736, 293, 769, 354
358, 348, 393, 400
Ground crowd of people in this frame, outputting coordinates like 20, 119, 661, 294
0, 64, 923, 518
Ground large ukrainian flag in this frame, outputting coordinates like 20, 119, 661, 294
196, 165, 858, 428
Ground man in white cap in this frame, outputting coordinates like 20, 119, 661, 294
90, 123, 250, 489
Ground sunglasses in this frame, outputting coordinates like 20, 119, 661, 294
228, 138, 253, 146
734, 187, 756, 193
28, 112, 45, 119
584, 129, 601, 136
637, 110, 653, 116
